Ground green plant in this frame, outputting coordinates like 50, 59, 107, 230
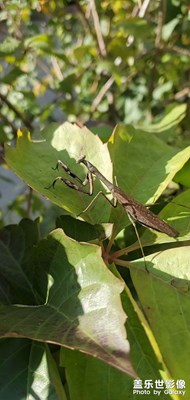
1, 121, 190, 399
1, 1, 190, 398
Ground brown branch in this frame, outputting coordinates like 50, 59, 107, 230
75, 1, 101, 55
174, 87, 190, 100
131, 0, 150, 18
165, 45, 190, 58
155, 0, 166, 48
91, 69, 137, 113
91, 76, 114, 112
89, 0, 107, 57
138, 0, 151, 17
0, 92, 32, 130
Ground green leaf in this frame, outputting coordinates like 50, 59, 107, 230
5, 123, 113, 225
25, 34, 53, 50
0, 66, 25, 84
108, 124, 190, 234
109, 125, 183, 203
162, 18, 180, 41
137, 189, 190, 249
59, 73, 77, 93
0, 130, 9, 143
0, 339, 66, 400
56, 215, 112, 242
61, 348, 174, 399
60, 266, 174, 400
89, 123, 113, 143
120, 18, 152, 38
141, 104, 187, 133
114, 265, 174, 391
153, 82, 173, 100
174, 159, 190, 188
0, 229, 136, 377
0, 37, 20, 55
0, 219, 40, 304
131, 246, 190, 389
62, 349, 135, 400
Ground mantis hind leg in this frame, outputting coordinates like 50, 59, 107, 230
77, 191, 117, 216
128, 214, 148, 272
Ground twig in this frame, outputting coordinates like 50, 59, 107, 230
91, 69, 137, 113
165, 45, 190, 58
174, 87, 190, 100
75, 0, 96, 40
155, 0, 166, 48
51, 56, 63, 80
89, 0, 107, 57
91, 76, 114, 112
138, 0, 151, 17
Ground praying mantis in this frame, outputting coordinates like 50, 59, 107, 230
47, 155, 179, 267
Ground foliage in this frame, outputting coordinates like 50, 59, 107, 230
1, 1, 190, 399
1, 0, 190, 140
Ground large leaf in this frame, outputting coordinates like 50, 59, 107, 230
59, 266, 175, 400
108, 124, 190, 235
0, 227, 136, 377
109, 124, 190, 204
0, 219, 41, 304
130, 246, 190, 392
61, 349, 174, 400
5, 123, 113, 225
0, 339, 66, 400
